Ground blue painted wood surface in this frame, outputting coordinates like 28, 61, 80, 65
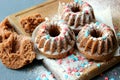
0, 0, 120, 80
0, 0, 46, 21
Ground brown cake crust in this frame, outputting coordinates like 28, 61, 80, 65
77, 22, 118, 61
39, 47, 74, 59
34, 20, 76, 59
20, 13, 45, 34
0, 33, 36, 69
61, 1, 95, 35
78, 47, 117, 61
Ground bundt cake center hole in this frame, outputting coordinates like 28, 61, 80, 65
90, 30, 102, 38
49, 25, 60, 37
71, 7, 80, 13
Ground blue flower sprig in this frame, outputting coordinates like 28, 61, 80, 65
74, 0, 83, 4
85, 30, 90, 37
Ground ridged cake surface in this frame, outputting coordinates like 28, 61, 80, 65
34, 20, 75, 59
76, 22, 118, 61
61, 1, 95, 34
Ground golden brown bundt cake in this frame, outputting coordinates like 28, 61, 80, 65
60, 0, 95, 35
76, 22, 118, 61
33, 20, 75, 59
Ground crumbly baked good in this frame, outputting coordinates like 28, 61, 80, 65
0, 33, 36, 69
20, 13, 45, 34
76, 22, 118, 61
0, 18, 36, 69
34, 20, 75, 59
0, 18, 15, 32
0, 18, 15, 44
60, 1, 95, 35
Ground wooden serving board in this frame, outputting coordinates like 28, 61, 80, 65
7, 0, 72, 36
7, 0, 120, 35
6, 0, 120, 80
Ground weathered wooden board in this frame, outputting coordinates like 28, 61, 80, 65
37, 51, 120, 80
7, 0, 58, 36
6, 0, 120, 80
7, 0, 72, 36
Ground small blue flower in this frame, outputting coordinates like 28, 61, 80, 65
64, 74, 68, 79
79, 0, 83, 4
97, 63, 101, 68
117, 32, 120, 36
69, 54, 75, 58
59, 20, 64, 23
47, 71, 52, 75
46, 35, 50, 39
43, 77, 49, 80
95, 22, 100, 26
74, 0, 79, 3
76, 72, 80, 76
85, 30, 90, 37
102, 36, 107, 40
76, 67, 80, 70
69, 54, 78, 61
80, 64, 85, 67
109, 78, 115, 80
84, 61, 89, 65
76, 36, 78, 39
36, 77, 41, 80
73, 57, 79, 61
74, 0, 83, 4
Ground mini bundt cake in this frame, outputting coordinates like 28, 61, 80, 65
33, 20, 75, 59
76, 22, 118, 61
60, 0, 95, 35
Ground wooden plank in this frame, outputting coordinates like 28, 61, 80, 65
7, 0, 120, 80
7, 0, 58, 36
8, 0, 73, 36
35, 50, 120, 80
